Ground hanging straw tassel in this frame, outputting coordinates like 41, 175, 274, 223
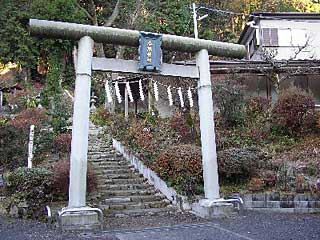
115, 81, 122, 103
139, 80, 145, 101
154, 81, 159, 102
167, 86, 173, 106
178, 87, 184, 108
105, 80, 112, 103
126, 81, 134, 102
187, 87, 193, 108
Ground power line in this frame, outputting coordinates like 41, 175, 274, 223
194, 4, 320, 23
197, 5, 245, 17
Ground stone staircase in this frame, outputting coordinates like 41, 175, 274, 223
87, 126, 172, 217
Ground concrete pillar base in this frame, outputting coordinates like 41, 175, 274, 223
58, 207, 103, 231
191, 199, 237, 219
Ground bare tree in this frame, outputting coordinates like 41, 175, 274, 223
76, 0, 121, 57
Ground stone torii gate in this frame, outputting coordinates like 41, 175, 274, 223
29, 19, 246, 228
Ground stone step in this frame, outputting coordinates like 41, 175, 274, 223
92, 165, 134, 170
89, 192, 164, 204
89, 149, 110, 152
88, 146, 112, 149
101, 200, 169, 211
100, 189, 156, 197
106, 207, 174, 217
89, 157, 124, 162
93, 168, 135, 174
88, 150, 120, 154
97, 183, 151, 191
96, 173, 143, 179
90, 161, 129, 166
98, 178, 146, 185
88, 152, 122, 160
103, 194, 165, 204
100, 169, 135, 175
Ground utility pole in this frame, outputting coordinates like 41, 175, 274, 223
192, 3, 198, 39
192, 3, 208, 40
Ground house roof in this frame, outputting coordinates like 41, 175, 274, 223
238, 12, 320, 44
174, 59, 320, 74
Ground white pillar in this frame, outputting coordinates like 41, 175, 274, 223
27, 125, 35, 168
0, 91, 3, 110
196, 49, 220, 200
192, 3, 198, 39
68, 36, 94, 208
125, 84, 129, 120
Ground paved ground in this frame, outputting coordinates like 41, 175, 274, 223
1, 211, 320, 240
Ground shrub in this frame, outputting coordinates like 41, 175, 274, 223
52, 158, 97, 197
46, 95, 71, 134
217, 147, 266, 184
247, 177, 265, 192
90, 107, 112, 126
33, 129, 54, 165
153, 144, 203, 196
243, 97, 272, 140
53, 133, 71, 154
9, 108, 48, 131
110, 114, 129, 140
6, 167, 53, 218
169, 112, 192, 143
0, 125, 27, 170
245, 96, 271, 121
125, 120, 155, 153
213, 80, 246, 127
271, 87, 317, 136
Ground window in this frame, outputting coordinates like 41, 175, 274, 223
261, 28, 307, 47
278, 29, 291, 46
261, 28, 278, 46
291, 29, 307, 46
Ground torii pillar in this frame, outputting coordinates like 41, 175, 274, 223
29, 19, 247, 226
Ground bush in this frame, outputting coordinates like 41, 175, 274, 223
0, 125, 27, 170
153, 144, 203, 196
46, 95, 71, 134
90, 107, 112, 126
217, 147, 266, 184
169, 112, 193, 143
52, 158, 97, 197
53, 133, 71, 155
33, 129, 54, 165
244, 96, 272, 140
9, 108, 48, 131
213, 80, 246, 127
119, 120, 160, 166
6, 167, 53, 218
271, 87, 317, 136
245, 96, 271, 121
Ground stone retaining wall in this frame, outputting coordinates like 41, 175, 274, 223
242, 193, 320, 213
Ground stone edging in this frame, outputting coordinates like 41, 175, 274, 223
112, 139, 193, 211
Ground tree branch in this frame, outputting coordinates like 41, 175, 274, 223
128, 0, 142, 28
104, 0, 121, 27
76, 1, 94, 23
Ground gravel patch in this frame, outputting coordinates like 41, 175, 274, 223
0, 215, 116, 240
104, 211, 208, 230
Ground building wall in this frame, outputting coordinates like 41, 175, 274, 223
253, 19, 320, 60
